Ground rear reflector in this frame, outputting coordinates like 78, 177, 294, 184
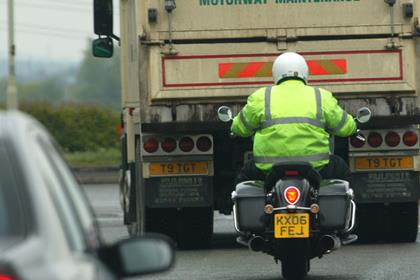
385, 131, 400, 147
284, 186, 300, 205
350, 134, 365, 148
196, 136, 212, 152
285, 170, 299, 176
143, 138, 158, 153
367, 132, 383, 148
161, 137, 177, 153
403, 131, 418, 147
179, 137, 194, 152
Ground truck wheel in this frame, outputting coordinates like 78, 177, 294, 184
145, 208, 178, 242
386, 203, 418, 243
177, 207, 214, 250
125, 137, 141, 236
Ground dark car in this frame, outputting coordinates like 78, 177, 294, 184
0, 111, 174, 280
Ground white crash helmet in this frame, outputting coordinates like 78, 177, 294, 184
272, 52, 309, 85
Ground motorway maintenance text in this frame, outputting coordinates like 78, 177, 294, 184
199, 0, 360, 6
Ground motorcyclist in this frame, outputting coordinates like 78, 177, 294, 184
231, 52, 357, 184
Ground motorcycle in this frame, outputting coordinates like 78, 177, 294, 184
217, 106, 371, 280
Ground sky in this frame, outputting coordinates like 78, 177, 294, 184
0, 0, 119, 64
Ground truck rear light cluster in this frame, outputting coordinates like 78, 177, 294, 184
403, 131, 418, 146
179, 137, 194, 152
161, 137, 176, 152
385, 131, 400, 147
143, 135, 212, 154
197, 136, 212, 152
350, 130, 419, 149
367, 132, 382, 147
143, 137, 158, 153
350, 134, 365, 148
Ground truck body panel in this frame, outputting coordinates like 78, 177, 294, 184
110, 0, 420, 243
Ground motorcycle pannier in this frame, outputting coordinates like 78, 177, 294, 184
232, 181, 266, 232
318, 180, 352, 231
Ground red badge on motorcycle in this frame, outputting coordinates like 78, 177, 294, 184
284, 186, 300, 205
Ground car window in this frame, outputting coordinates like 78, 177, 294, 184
0, 141, 25, 237
31, 135, 86, 251
39, 138, 101, 249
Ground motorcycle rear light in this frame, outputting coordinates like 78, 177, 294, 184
285, 170, 299, 176
179, 137, 194, 152
196, 136, 212, 152
0, 275, 14, 280
161, 137, 176, 153
385, 131, 400, 147
284, 186, 300, 205
350, 134, 365, 148
403, 131, 418, 146
367, 132, 383, 148
143, 137, 158, 153
264, 204, 274, 214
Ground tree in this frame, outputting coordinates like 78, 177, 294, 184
71, 43, 121, 110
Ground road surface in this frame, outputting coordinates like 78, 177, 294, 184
84, 184, 420, 280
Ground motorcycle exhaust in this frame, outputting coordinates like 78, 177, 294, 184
319, 235, 341, 252
248, 236, 266, 252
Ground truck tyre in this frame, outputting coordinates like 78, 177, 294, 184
386, 202, 418, 243
145, 207, 214, 249
125, 137, 142, 236
177, 207, 214, 250
145, 208, 178, 242
125, 162, 139, 236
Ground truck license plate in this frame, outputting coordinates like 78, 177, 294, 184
149, 162, 209, 176
355, 156, 413, 170
274, 213, 309, 238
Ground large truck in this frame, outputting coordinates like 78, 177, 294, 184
93, 0, 420, 247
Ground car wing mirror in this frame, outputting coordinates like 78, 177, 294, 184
98, 234, 175, 277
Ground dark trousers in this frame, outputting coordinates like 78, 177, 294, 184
235, 154, 351, 185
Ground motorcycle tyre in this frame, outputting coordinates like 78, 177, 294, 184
280, 240, 310, 280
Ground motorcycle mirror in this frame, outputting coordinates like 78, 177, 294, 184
356, 107, 372, 123
217, 106, 233, 122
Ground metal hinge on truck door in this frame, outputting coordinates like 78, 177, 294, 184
267, 29, 297, 51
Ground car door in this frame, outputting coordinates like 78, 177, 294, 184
35, 133, 115, 280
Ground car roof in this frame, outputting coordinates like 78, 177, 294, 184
0, 110, 50, 143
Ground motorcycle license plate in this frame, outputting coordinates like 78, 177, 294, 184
274, 213, 309, 238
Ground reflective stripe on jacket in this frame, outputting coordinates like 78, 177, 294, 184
231, 80, 356, 171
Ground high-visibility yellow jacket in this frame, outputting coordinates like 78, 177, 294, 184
231, 80, 357, 171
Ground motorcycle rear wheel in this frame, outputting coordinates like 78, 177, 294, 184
281, 257, 309, 280
280, 239, 310, 280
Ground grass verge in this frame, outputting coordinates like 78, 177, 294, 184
64, 148, 121, 167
